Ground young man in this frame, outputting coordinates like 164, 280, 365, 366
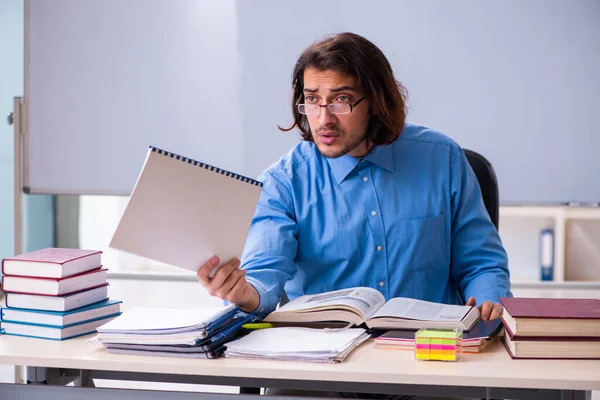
197, 32, 511, 321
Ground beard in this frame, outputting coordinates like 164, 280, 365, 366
313, 128, 368, 159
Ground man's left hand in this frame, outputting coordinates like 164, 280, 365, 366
466, 297, 503, 321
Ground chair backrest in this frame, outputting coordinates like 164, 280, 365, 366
463, 149, 500, 230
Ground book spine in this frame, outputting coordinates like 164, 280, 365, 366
150, 146, 263, 187
539, 228, 554, 281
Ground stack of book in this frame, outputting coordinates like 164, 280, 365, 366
373, 319, 504, 354
95, 304, 254, 359
499, 297, 600, 359
1, 248, 121, 340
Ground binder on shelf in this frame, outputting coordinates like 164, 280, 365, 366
110, 146, 263, 273
539, 228, 554, 281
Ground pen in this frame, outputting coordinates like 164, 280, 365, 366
242, 323, 274, 329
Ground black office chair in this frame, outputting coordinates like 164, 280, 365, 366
238, 148, 500, 396
463, 149, 500, 230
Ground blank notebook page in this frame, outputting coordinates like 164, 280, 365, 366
110, 147, 262, 272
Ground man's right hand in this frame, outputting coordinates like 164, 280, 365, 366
196, 256, 259, 313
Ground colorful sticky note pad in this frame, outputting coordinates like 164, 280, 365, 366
414, 328, 462, 362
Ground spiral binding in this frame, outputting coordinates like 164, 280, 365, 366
197, 312, 255, 346
201, 313, 256, 350
209, 345, 227, 359
150, 146, 263, 187
203, 306, 240, 336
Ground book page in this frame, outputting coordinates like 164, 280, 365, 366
275, 287, 385, 320
369, 297, 471, 322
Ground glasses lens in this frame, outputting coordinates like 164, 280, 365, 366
328, 104, 351, 114
298, 104, 319, 115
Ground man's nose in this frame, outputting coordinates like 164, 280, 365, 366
318, 105, 337, 126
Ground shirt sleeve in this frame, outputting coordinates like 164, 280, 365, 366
449, 145, 513, 305
241, 168, 299, 316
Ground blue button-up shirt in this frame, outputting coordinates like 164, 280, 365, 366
242, 123, 511, 315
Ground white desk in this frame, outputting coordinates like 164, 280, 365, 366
1, 335, 599, 399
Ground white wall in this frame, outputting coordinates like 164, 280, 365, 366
22, 0, 600, 204
0, 0, 23, 260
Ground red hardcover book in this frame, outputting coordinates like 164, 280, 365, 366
2, 248, 102, 279
1, 268, 108, 296
502, 332, 600, 359
500, 297, 600, 338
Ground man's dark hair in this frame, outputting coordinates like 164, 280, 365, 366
280, 32, 408, 145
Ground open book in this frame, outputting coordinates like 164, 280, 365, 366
264, 287, 480, 331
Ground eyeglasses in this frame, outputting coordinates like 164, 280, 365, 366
297, 96, 366, 115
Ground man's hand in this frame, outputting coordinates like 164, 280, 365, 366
196, 256, 259, 313
466, 297, 503, 321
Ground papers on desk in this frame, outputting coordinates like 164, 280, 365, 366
97, 305, 236, 336
224, 327, 370, 363
374, 319, 504, 354
95, 305, 254, 359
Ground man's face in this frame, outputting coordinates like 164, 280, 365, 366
303, 68, 370, 158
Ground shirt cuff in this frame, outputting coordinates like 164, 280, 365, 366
245, 276, 277, 318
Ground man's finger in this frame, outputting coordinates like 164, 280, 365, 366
489, 303, 504, 320
480, 301, 493, 321
466, 296, 476, 307
223, 271, 248, 304
196, 256, 220, 284
214, 269, 245, 299
209, 258, 240, 289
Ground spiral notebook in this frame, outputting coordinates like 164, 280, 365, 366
110, 146, 262, 272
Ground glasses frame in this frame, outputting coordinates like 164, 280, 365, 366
297, 96, 366, 115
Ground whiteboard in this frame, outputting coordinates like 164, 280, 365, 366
24, 0, 600, 204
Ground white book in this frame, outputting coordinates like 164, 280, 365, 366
110, 146, 262, 273
4, 285, 109, 312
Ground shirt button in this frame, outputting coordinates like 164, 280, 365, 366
363, 176, 369, 182
377, 245, 383, 251
379, 281, 385, 287
371, 211, 377, 216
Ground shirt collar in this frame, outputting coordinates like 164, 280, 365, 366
364, 143, 394, 173
326, 143, 395, 184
